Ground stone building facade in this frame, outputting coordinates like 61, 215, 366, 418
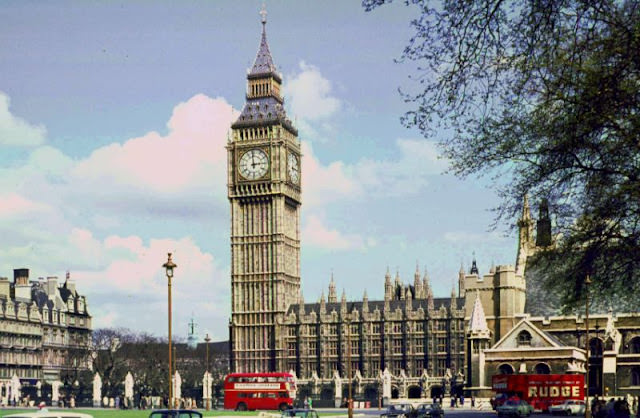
226, 12, 516, 405
466, 198, 640, 398
0, 268, 92, 400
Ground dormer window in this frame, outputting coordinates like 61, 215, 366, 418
517, 330, 532, 346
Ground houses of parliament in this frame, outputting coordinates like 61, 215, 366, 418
228, 11, 640, 403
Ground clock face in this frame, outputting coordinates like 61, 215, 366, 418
239, 149, 269, 180
287, 153, 299, 183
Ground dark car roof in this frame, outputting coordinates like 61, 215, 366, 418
148, 410, 202, 418
281, 410, 318, 418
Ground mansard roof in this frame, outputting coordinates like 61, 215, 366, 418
287, 296, 465, 318
59, 284, 73, 302
232, 96, 297, 135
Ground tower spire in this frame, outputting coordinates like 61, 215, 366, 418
249, 4, 278, 80
260, 2, 267, 25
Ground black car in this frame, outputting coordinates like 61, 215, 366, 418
381, 403, 414, 418
281, 409, 320, 418
411, 403, 444, 418
149, 410, 203, 418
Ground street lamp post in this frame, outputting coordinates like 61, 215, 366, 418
585, 274, 592, 418
163, 253, 177, 410
205, 333, 211, 411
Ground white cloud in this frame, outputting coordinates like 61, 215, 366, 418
0, 193, 53, 218
302, 214, 368, 251
353, 138, 447, 195
301, 140, 363, 208
301, 138, 446, 211
285, 61, 341, 122
0, 92, 46, 147
73, 94, 234, 196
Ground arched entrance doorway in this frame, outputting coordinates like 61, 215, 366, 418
408, 385, 422, 399
430, 385, 444, 399
391, 386, 399, 399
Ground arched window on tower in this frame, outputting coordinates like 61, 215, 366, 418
630, 337, 640, 354
517, 330, 532, 347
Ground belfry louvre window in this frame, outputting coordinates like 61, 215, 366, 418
517, 330, 532, 346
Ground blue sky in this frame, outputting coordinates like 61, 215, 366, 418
0, 1, 516, 341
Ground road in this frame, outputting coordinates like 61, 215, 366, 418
316, 408, 562, 418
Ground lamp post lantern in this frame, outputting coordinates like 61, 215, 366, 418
163, 253, 177, 409
584, 274, 592, 418
205, 333, 211, 411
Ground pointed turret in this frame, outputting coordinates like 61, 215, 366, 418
423, 267, 433, 299
362, 290, 369, 313
328, 272, 337, 303
413, 263, 423, 299
458, 263, 466, 298
231, 6, 296, 135
298, 290, 305, 315
249, 7, 279, 80
468, 291, 489, 333
516, 194, 535, 274
340, 289, 347, 315
450, 283, 457, 310
470, 254, 479, 275
535, 198, 552, 247
466, 291, 491, 391
384, 267, 392, 300
319, 291, 326, 315
405, 286, 413, 311
395, 269, 403, 300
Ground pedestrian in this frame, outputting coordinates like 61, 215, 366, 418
308, 397, 313, 409
38, 401, 49, 412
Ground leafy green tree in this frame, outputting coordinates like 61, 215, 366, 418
363, 0, 640, 310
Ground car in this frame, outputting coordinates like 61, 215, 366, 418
496, 399, 534, 417
381, 403, 414, 418
491, 393, 509, 410
549, 400, 586, 415
148, 410, 203, 418
411, 402, 444, 418
281, 409, 319, 418
4, 414, 93, 418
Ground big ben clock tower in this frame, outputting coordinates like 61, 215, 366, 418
228, 8, 301, 373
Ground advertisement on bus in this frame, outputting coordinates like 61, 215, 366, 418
491, 374, 585, 412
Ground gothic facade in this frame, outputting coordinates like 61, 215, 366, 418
226, 13, 521, 405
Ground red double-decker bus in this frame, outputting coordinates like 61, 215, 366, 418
223, 372, 296, 411
492, 374, 585, 412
